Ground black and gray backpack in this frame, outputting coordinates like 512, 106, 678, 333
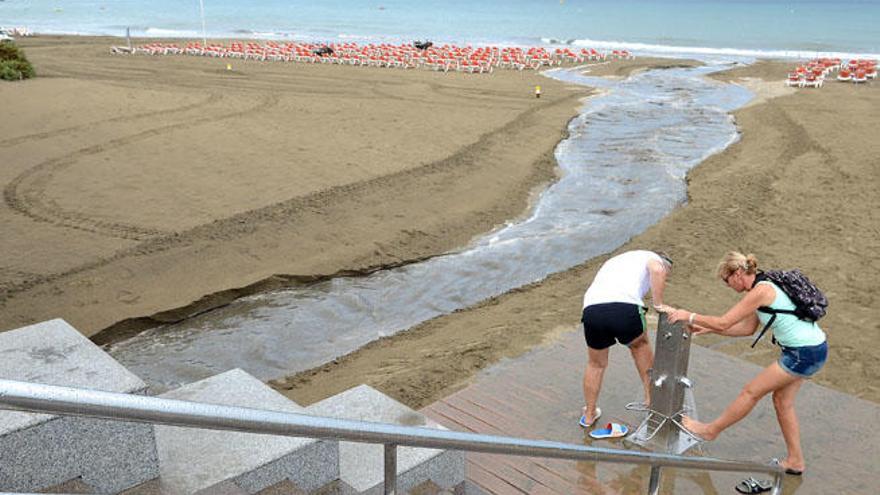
751, 269, 828, 347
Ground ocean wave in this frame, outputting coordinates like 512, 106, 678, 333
107, 25, 149, 33
541, 37, 577, 45
144, 27, 201, 38
337, 33, 381, 41
250, 31, 296, 39
564, 38, 880, 61
12, 23, 880, 60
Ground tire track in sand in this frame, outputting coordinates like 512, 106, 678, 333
0, 93, 221, 148
3, 93, 280, 241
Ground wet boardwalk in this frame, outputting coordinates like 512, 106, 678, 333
421, 327, 879, 494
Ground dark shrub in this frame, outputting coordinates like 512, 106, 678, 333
0, 41, 22, 60
0, 41, 35, 80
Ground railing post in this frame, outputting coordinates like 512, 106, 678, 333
648, 465, 662, 495
384, 443, 397, 495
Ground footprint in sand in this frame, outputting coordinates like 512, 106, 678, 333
117, 290, 140, 304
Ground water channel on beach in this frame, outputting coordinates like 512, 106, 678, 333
105, 62, 755, 391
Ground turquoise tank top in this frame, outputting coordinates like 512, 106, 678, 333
756, 281, 826, 348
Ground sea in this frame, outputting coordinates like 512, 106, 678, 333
1, 0, 879, 60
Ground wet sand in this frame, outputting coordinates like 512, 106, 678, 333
271, 60, 880, 408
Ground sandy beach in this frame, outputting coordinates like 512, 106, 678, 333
2, 38, 878, 409
2, 35, 597, 338
272, 60, 880, 408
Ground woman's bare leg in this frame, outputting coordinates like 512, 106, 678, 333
683, 362, 799, 440
773, 377, 806, 472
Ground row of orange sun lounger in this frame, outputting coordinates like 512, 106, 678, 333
785, 58, 877, 88
116, 41, 634, 72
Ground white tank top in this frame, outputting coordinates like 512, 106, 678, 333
583, 250, 663, 309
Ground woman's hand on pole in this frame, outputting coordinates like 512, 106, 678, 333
668, 308, 691, 323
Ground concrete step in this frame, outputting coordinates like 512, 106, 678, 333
152, 369, 338, 494
307, 385, 465, 495
254, 479, 354, 495
0, 318, 159, 493
39, 477, 93, 493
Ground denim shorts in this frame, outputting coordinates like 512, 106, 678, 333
778, 341, 828, 378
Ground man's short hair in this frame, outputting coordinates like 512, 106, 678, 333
655, 251, 673, 268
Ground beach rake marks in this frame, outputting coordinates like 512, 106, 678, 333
4, 93, 279, 241
3, 155, 168, 241
0, 93, 220, 149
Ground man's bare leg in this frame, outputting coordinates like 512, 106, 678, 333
628, 333, 654, 405
583, 346, 609, 424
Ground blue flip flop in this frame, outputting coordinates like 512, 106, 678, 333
578, 406, 602, 428
589, 422, 629, 439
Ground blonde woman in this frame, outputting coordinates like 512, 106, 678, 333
665, 252, 827, 475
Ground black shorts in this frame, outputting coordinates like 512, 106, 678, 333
581, 302, 646, 350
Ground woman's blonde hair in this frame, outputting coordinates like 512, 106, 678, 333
717, 251, 758, 280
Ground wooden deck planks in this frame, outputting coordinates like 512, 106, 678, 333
422, 329, 880, 494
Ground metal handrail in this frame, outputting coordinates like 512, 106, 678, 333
0, 379, 784, 494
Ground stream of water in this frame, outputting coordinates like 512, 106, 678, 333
105, 63, 754, 391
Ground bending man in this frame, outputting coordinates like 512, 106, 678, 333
579, 250, 672, 428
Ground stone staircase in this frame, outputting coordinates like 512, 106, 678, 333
0, 319, 158, 493
0, 319, 465, 494
307, 386, 466, 495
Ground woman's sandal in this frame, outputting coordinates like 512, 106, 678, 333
735, 476, 772, 494
771, 457, 804, 476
